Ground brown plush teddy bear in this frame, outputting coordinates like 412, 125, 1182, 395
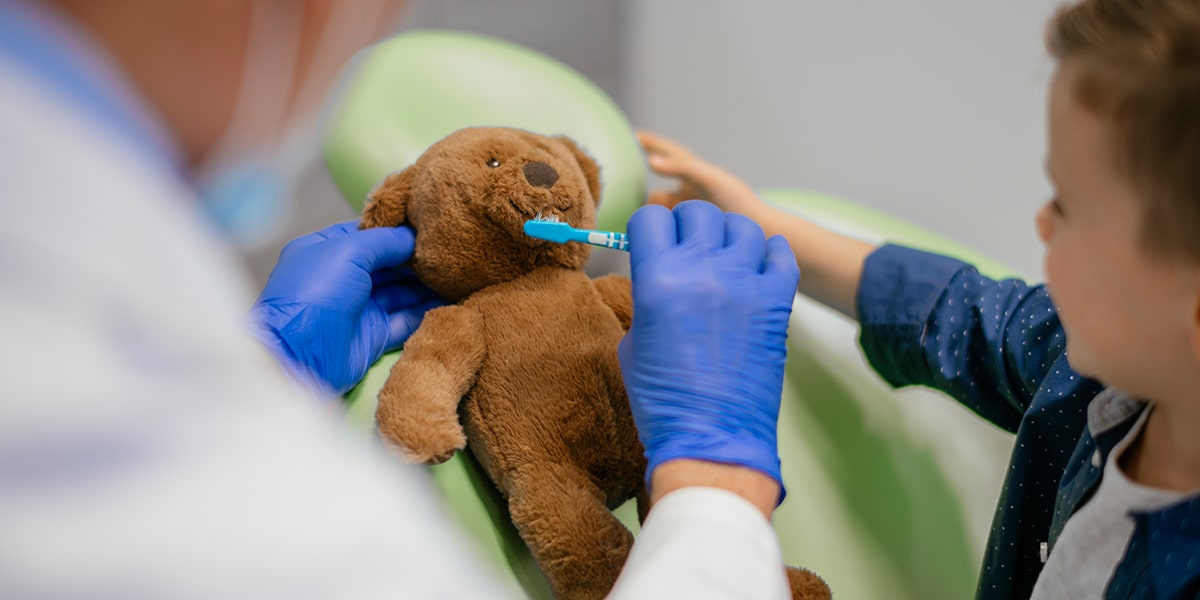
359, 126, 830, 600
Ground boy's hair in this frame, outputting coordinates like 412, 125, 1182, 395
1048, 0, 1200, 262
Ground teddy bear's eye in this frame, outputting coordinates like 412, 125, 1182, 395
487, 158, 501, 169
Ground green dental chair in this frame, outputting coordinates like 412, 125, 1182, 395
323, 29, 1017, 600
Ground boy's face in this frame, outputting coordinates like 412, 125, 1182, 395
1038, 64, 1199, 398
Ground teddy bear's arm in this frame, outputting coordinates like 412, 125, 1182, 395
375, 304, 486, 464
592, 274, 632, 331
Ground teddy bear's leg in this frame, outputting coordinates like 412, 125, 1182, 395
786, 566, 832, 600
506, 462, 633, 600
376, 305, 485, 464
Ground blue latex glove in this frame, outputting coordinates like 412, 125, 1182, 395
248, 221, 445, 395
618, 201, 800, 500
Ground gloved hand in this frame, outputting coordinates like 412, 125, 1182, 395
247, 221, 445, 395
619, 201, 800, 501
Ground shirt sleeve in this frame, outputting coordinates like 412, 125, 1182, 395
855, 244, 1066, 432
608, 487, 791, 600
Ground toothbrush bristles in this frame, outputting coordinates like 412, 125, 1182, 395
533, 212, 561, 223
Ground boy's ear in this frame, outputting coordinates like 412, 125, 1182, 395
554, 135, 603, 206
360, 168, 414, 229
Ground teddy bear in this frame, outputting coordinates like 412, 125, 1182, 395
359, 126, 830, 600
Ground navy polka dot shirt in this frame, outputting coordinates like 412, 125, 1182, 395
855, 245, 1199, 599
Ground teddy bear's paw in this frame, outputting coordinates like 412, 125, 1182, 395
381, 433, 466, 465
378, 425, 467, 465
375, 385, 469, 464
397, 443, 460, 465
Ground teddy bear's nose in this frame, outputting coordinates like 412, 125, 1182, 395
523, 161, 559, 189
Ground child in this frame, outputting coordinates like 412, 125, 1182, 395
638, 0, 1200, 597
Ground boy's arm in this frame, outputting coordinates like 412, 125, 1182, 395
639, 131, 874, 318
640, 131, 1069, 430
737, 201, 875, 319
856, 245, 1065, 431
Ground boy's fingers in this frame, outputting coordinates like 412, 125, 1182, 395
646, 153, 688, 178
647, 189, 684, 208
638, 130, 693, 176
637, 130, 681, 154
638, 130, 690, 157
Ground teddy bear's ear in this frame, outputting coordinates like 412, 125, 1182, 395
360, 167, 413, 230
554, 135, 603, 206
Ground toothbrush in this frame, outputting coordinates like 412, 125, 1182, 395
523, 216, 629, 252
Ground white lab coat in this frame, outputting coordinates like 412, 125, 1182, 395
0, 28, 788, 600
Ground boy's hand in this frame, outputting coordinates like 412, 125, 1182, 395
638, 131, 875, 321
637, 130, 764, 216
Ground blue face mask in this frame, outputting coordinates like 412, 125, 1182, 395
198, 158, 288, 249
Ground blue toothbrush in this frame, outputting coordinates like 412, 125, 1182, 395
523, 218, 629, 252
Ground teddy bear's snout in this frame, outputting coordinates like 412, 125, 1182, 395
523, 161, 559, 189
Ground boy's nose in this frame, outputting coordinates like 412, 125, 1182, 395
1035, 203, 1054, 243
524, 161, 559, 188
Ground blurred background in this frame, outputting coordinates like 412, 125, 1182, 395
245, 0, 1058, 286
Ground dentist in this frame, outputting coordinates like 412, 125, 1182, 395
0, 2, 806, 598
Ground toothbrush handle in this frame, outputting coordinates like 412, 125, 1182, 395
586, 230, 629, 252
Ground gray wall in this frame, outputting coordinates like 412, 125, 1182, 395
625, 1, 1060, 278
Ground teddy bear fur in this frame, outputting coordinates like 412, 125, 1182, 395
361, 127, 644, 599
360, 126, 830, 600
